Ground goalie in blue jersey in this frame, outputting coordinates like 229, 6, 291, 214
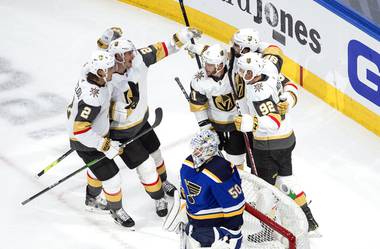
164, 129, 245, 249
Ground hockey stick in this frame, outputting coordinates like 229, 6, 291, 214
21, 107, 163, 206
175, 77, 190, 101
174, 77, 225, 159
36, 149, 74, 177
227, 51, 258, 175
178, 0, 202, 69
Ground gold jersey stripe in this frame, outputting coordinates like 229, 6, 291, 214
263, 46, 284, 58
153, 42, 168, 61
254, 130, 294, 141
105, 190, 122, 202
187, 205, 245, 220
143, 177, 163, 193
73, 121, 91, 133
87, 174, 102, 188
202, 169, 222, 183
156, 162, 166, 175
190, 102, 208, 112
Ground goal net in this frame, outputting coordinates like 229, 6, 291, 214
240, 171, 310, 249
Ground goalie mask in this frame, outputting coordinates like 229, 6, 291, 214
232, 28, 260, 57
190, 130, 220, 169
237, 52, 264, 84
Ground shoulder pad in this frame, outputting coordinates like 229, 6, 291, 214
202, 156, 234, 183
247, 81, 274, 102
192, 69, 207, 83
80, 82, 104, 107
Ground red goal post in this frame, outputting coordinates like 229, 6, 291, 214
240, 171, 310, 249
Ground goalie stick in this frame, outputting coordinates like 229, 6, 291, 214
21, 107, 163, 206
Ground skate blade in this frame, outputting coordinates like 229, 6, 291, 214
308, 228, 322, 238
113, 220, 136, 231
85, 206, 109, 214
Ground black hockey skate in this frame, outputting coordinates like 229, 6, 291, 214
301, 203, 319, 232
162, 180, 177, 197
155, 198, 168, 217
85, 194, 109, 212
110, 208, 135, 228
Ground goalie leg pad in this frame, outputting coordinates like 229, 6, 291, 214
163, 190, 187, 232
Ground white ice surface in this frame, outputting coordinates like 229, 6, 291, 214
0, 0, 379, 248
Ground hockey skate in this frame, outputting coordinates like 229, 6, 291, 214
110, 208, 135, 228
85, 194, 109, 212
301, 203, 319, 233
155, 198, 168, 217
162, 180, 177, 197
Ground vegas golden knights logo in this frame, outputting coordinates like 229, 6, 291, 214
185, 179, 201, 204
213, 93, 235, 111
124, 81, 140, 115
235, 77, 245, 99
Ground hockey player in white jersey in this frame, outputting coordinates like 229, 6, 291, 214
106, 28, 202, 216
163, 129, 244, 249
66, 51, 134, 228
189, 44, 247, 170
233, 52, 319, 232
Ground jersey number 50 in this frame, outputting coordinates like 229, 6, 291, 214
228, 184, 242, 199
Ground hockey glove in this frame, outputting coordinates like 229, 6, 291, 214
277, 100, 289, 116
173, 27, 202, 48
97, 138, 123, 159
234, 114, 258, 132
163, 190, 187, 233
185, 43, 209, 58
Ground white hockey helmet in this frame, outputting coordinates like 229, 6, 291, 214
190, 129, 220, 169
84, 51, 115, 82
201, 44, 227, 75
108, 38, 136, 63
232, 28, 260, 56
237, 52, 264, 83
97, 27, 123, 49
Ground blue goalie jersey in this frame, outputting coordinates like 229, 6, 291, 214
180, 155, 245, 230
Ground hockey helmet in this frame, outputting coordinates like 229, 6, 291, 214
108, 38, 136, 63
83, 51, 115, 83
232, 28, 260, 56
201, 44, 227, 75
190, 129, 220, 169
237, 52, 264, 83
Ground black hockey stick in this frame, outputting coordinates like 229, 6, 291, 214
36, 149, 74, 177
175, 76, 190, 101
174, 77, 225, 159
21, 108, 163, 206
178, 0, 202, 69
227, 53, 258, 175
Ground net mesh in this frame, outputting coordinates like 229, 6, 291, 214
240, 171, 310, 249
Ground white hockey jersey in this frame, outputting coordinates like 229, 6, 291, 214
109, 41, 179, 139
189, 68, 241, 132
239, 73, 298, 150
67, 77, 114, 151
